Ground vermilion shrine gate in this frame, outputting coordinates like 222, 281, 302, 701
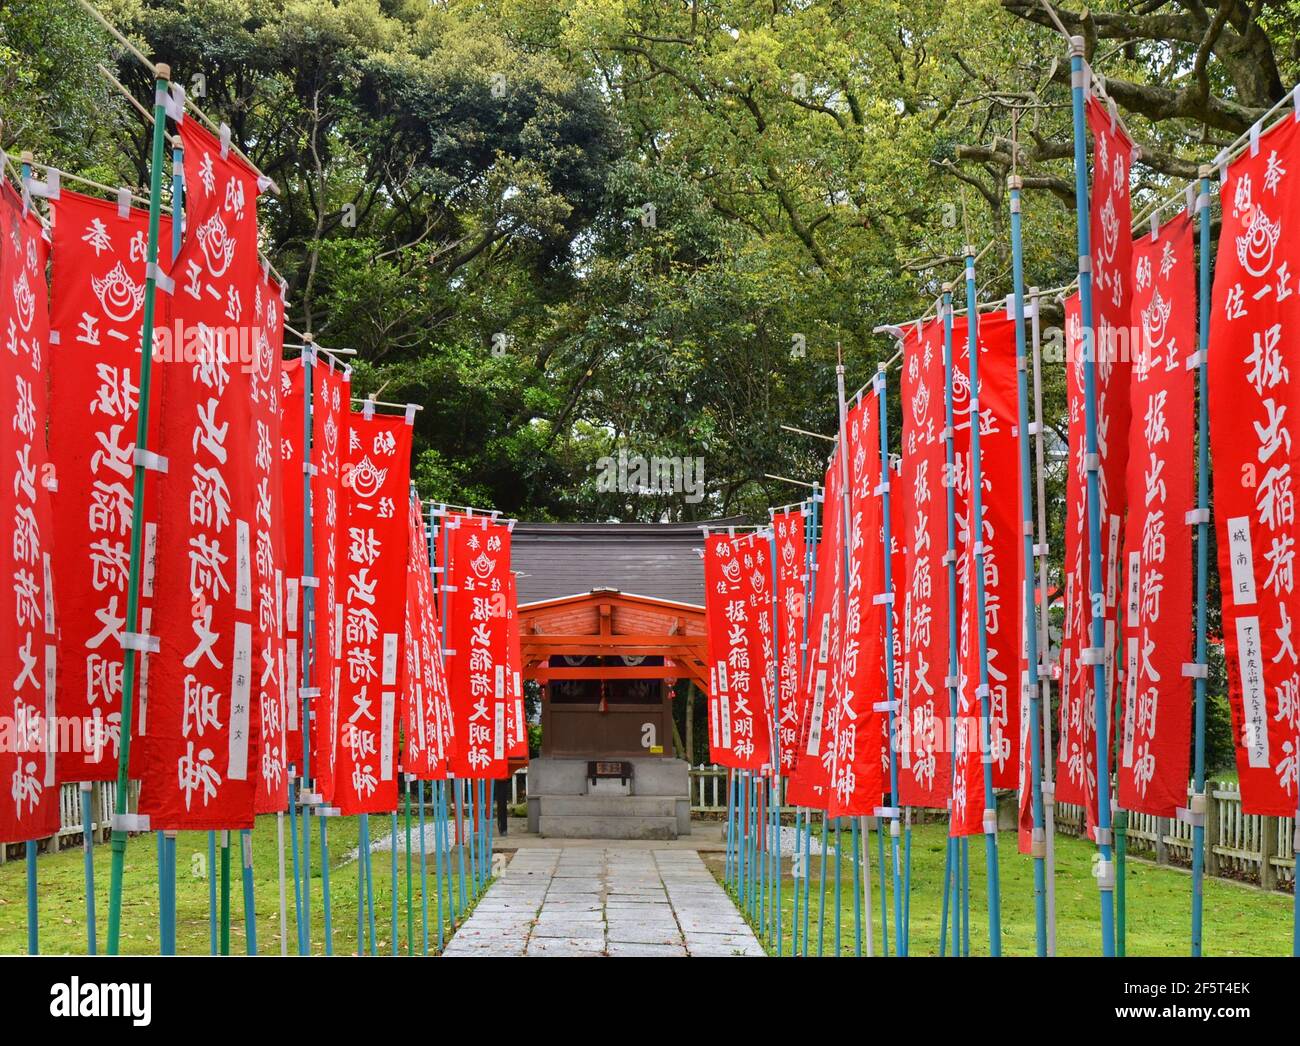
512, 519, 739, 839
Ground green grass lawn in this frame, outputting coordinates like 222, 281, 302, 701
709, 821, 1295, 957
0, 813, 485, 955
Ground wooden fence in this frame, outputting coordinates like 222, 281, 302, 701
1, 782, 135, 864
1056, 782, 1296, 892
688, 765, 1296, 894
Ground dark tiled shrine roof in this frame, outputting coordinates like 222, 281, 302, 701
511, 518, 747, 608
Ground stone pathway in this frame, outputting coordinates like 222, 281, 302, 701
442, 847, 764, 956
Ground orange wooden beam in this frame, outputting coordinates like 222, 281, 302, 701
526, 665, 686, 682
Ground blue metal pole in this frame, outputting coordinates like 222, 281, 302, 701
817, 812, 828, 955
940, 830, 952, 955
390, 809, 399, 954
768, 528, 782, 955
319, 815, 332, 955
299, 343, 316, 956
419, 782, 429, 955
154, 830, 168, 955
1067, 35, 1117, 956
437, 781, 449, 947
833, 818, 842, 955
875, 817, 889, 956
726, 770, 736, 889
362, 813, 376, 954
240, 829, 257, 954
903, 814, 912, 952
962, 244, 1004, 956
939, 284, 965, 957
455, 779, 467, 916
956, 831, 967, 956
81, 784, 97, 954
1008, 175, 1050, 956
208, 830, 217, 955
739, 773, 748, 908
801, 809, 812, 955
1192, 169, 1212, 957
785, 805, 795, 956
164, 832, 177, 955
851, 816, 862, 956
875, 366, 906, 954
742, 773, 750, 918
288, 773, 304, 952
26, 841, 37, 954
355, 817, 365, 954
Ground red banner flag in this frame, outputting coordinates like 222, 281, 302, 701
1116, 212, 1195, 816
48, 190, 172, 781
785, 458, 842, 809
278, 358, 305, 771
899, 318, 952, 808
411, 503, 457, 778
310, 360, 349, 801
704, 532, 775, 770
0, 186, 60, 841
1056, 100, 1137, 835
504, 572, 528, 759
140, 120, 265, 830
252, 271, 287, 814
772, 507, 807, 776
949, 313, 1023, 835
441, 513, 513, 779
1057, 293, 1096, 822
401, 494, 433, 778
826, 394, 887, 817
1210, 114, 1300, 814
334, 410, 412, 814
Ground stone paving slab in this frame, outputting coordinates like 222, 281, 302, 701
442, 846, 763, 957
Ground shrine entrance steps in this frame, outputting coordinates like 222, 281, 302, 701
526, 757, 691, 840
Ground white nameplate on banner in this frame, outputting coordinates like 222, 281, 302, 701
494, 701, 506, 761
382, 633, 398, 686
1226, 516, 1257, 605
235, 519, 252, 612
228, 621, 252, 781
380, 688, 396, 781
1235, 616, 1269, 768
1122, 636, 1139, 770
805, 670, 827, 756
286, 639, 299, 731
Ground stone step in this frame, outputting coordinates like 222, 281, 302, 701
538, 814, 679, 840
537, 795, 680, 818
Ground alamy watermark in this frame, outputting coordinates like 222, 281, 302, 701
595, 449, 704, 504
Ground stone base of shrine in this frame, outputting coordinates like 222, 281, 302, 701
526, 758, 691, 840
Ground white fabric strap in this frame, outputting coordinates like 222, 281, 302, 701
1181, 662, 1208, 679
112, 812, 151, 833
300, 575, 320, 589
117, 187, 132, 220
158, 83, 185, 123
147, 262, 174, 295
120, 631, 160, 654
24, 167, 60, 200
405, 403, 417, 425
134, 448, 168, 473
1185, 507, 1209, 525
